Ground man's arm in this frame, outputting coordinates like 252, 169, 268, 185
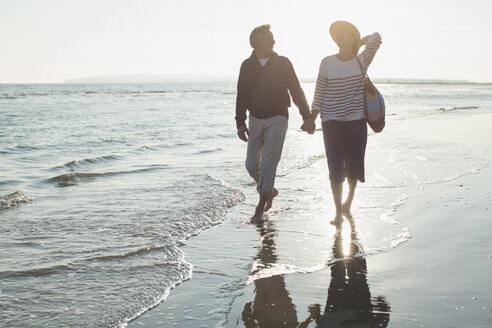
235, 62, 250, 141
285, 59, 316, 134
285, 59, 311, 119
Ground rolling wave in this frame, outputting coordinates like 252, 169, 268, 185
0, 179, 22, 186
89, 245, 168, 262
2, 144, 42, 153
0, 92, 52, 99
59, 155, 122, 168
0, 264, 74, 279
194, 147, 223, 154
47, 166, 169, 187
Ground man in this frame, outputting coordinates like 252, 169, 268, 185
235, 24, 316, 223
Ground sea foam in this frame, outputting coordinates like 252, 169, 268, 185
0, 190, 34, 210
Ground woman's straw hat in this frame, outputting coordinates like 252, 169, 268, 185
329, 21, 361, 42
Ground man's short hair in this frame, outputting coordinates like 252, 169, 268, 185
249, 24, 271, 48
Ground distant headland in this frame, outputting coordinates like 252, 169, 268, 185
64, 74, 236, 84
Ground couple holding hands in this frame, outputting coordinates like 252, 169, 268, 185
235, 22, 382, 224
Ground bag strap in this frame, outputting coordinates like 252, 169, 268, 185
355, 56, 370, 119
356, 56, 367, 76
356, 56, 377, 98
340, 56, 366, 103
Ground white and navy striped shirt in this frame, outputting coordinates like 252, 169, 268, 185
312, 32, 382, 122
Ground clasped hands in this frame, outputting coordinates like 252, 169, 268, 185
301, 118, 316, 134
237, 116, 316, 142
301, 110, 319, 135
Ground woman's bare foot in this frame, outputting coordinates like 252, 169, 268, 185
330, 213, 343, 225
263, 188, 278, 212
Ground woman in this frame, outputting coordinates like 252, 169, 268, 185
310, 21, 382, 224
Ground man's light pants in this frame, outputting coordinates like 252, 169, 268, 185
245, 115, 288, 196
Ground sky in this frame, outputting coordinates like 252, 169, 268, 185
1, 0, 491, 83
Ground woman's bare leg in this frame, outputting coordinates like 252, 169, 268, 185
330, 182, 343, 224
342, 178, 357, 214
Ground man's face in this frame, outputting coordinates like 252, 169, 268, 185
254, 30, 275, 50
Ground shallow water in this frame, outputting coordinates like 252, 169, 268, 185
1, 82, 491, 327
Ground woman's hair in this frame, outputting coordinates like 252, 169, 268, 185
249, 24, 271, 48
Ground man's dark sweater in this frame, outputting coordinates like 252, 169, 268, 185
235, 51, 311, 128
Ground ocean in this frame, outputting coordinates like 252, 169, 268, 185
1, 81, 491, 327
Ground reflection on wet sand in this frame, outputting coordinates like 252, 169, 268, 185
312, 216, 391, 327
242, 221, 313, 327
241, 216, 391, 327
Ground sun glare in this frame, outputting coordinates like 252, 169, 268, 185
341, 220, 353, 257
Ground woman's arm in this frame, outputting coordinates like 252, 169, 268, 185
359, 32, 382, 69
311, 59, 328, 116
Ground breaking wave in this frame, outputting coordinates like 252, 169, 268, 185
0, 190, 34, 210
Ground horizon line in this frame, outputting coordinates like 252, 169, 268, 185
1, 74, 491, 85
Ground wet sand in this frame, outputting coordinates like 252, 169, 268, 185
128, 165, 491, 327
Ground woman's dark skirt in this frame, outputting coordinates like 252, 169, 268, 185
321, 119, 367, 184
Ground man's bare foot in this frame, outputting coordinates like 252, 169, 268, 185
250, 207, 265, 223
330, 213, 343, 225
263, 188, 278, 212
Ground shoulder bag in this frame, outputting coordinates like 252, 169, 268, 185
356, 57, 385, 133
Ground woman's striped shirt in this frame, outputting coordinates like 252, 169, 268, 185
312, 32, 382, 122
